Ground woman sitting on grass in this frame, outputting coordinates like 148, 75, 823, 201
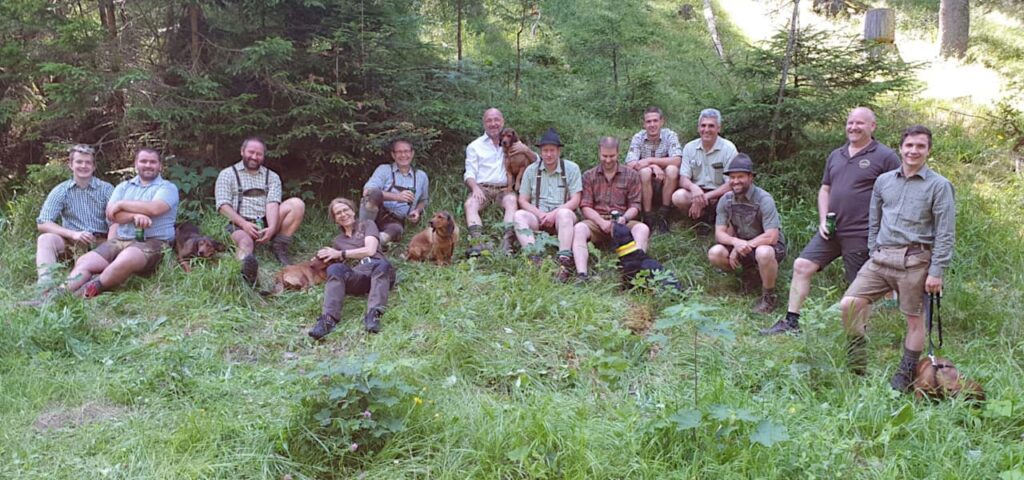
308, 197, 396, 339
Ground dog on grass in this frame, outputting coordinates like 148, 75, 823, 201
912, 356, 985, 403
499, 127, 533, 193
611, 223, 684, 292
264, 257, 330, 295
405, 211, 459, 265
174, 222, 226, 272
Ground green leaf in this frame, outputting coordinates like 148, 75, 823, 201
506, 446, 531, 462
669, 409, 703, 430
890, 403, 914, 427
750, 420, 789, 447
999, 467, 1024, 480
985, 400, 1013, 418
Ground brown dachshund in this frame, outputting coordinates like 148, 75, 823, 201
265, 257, 330, 295
912, 356, 985, 403
499, 127, 534, 193
405, 211, 459, 265
174, 222, 226, 272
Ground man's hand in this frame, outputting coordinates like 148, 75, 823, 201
925, 275, 943, 294
539, 211, 556, 228
470, 187, 486, 204
396, 190, 415, 204
688, 202, 704, 220
650, 164, 665, 181
240, 220, 260, 240
728, 248, 741, 269
734, 240, 753, 256
255, 225, 275, 244
600, 218, 614, 234
316, 247, 342, 262
818, 220, 831, 240
511, 141, 533, 157
71, 231, 95, 245
132, 214, 153, 229
408, 209, 421, 223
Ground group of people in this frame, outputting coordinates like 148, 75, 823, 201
29, 104, 955, 392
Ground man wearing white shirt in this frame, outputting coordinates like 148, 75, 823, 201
463, 107, 534, 256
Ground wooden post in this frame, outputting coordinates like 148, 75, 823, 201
864, 8, 896, 57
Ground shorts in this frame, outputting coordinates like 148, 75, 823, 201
473, 183, 514, 208
845, 246, 931, 316
93, 238, 168, 274
375, 210, 405, 241
721, 241, 787, 268
798, 233, 870, 283
57, 234, 107, 261
582, 219, 643, 245
225, 216, 267, 235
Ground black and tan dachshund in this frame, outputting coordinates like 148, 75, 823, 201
611, 223, 684, 292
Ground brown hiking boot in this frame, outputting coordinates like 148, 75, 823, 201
890, 349, 920, 393
759, 316, 800, 336
753, 290, 778, 314
271, 235, 293, 265
499, 228, 516, 256
555, 254, 575, 283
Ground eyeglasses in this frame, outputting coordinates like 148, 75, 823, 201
70, 144, 95, 154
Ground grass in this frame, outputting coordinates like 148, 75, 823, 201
2, 1, 1024, 478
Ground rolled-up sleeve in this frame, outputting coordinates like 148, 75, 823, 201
625, 133, 642, 164
667, 131, 683, 158
364, 165, 390, 192
267, 171, 283, 204
929, 180, 956, 277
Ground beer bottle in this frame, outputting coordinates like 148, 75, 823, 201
826, 212, 837, 236
134, 227, 145, 242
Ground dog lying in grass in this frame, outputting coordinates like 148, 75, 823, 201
174, 222, 226, 272
405, 211, 459, 265
264, 257, 330, 295
611, 223, 684, 292
912, 356, 985, 403
499, 127, 534, 193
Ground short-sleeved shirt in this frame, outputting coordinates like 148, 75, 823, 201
36, 177, 114, 234
214, 162, 284, 221
869, 165, 956, 277
580, 164, 641, 216
716, 185, 785, 246
331, 219, 385, 261
680, 136, 739, 190
625, 128, 684, 164
821, 139, 901, 236
363, 163, 430, 219
519, 159, 583, 213
463, 134, 507, 185
110, 175, 179, 241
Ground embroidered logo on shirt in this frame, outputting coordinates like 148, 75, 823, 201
859, 159, 871, 169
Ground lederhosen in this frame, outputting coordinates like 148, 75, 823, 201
532, 159, 569, 234
726, 197, 786, 267
230, 167, 270, 230
378, 166, 419, 226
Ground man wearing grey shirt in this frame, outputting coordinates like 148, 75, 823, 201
839, 125, 956, 392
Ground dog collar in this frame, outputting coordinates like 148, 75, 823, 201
616, 241, 639, 257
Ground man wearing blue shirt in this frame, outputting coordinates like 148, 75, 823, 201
359, 138, 429, 247
63, 148, 179, 298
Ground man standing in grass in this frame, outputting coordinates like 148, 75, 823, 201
512, 128, 582, 282
707, 154, 786, 313
62, 148, 179, 298
463, 108, 534, 256
572, 136, 648, 282
670, 108, 738, 235
358, 138, 429, 249
839, 125, 955, 392
624, 106, 683, 234
215, 137, 306, 286
761, 107, 901, 335
34, 144, 115, 289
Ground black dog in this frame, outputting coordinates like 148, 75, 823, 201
611, 223, 684, 292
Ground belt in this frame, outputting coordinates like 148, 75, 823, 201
906, 243, 931, 255
479, 182, 507, 189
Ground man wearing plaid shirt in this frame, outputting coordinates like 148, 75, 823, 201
215, 137, 306, 285
34, 144, 116, 288
625, 106, 683, 234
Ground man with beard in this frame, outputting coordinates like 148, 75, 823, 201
61, 148, 180, 297
761, 107, 900, 335
215, 137, 306, 285
707, 154, 787, 313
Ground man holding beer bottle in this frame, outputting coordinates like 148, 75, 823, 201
215, 137, 306, 286
760, 107, 900, 335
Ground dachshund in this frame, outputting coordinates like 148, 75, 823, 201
405, 211, 459, 265
499, 127, 534, 193
912, 356, 985, 403
264, 257, 330, 295
611, 223, 684, 292
174, 222, 226, 272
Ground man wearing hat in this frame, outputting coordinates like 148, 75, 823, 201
707, 153, 787, 313
513, 128, 582, 282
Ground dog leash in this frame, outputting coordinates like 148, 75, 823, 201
925, 292, 943, 366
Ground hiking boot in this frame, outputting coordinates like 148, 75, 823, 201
308, 314, 339, 340
363, 308, 382, 334
499, 228, 516, 256
271, 235, 293, 265
752, 290, 778, 314
555, 254, 575, 283
846, 336, 868, 376
647, 211, 669, 235
527, 254, 544, 266
241, 254, 259, 287
81, 278, 104, 298
575, 272, 591, 284
890, 349, 920, 393
760, 316, 800, 336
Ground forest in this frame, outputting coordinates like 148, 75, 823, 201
1, 0, 1023, 478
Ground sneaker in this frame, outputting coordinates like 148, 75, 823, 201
241, 254, 259, 287
759, 317, 799, 336
752, 291, 778, 314
555, 255, 575, 283
363, 308, 382, 334
308, 314, 339, 340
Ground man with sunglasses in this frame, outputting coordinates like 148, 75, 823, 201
358, 138, 429, 248
215, 137, 306, 285
34, 144, 116, 289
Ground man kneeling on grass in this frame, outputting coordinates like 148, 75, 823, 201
61, 148, 179, 298
706, 154, 786, 314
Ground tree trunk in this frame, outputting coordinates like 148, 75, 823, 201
611, 47, 618, 89
98, 0, 116, 39
864, 8, 895, 44
939, 0, 969, 59
189, 2, 201, 71
456, 0, 463, 68
703, 0, 726, 62
769, 0, 800, 162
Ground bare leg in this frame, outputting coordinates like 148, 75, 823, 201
278, 198, 305, 236
65, 252, 110, 292
572, 223, 591, 274
662, 165, 679, 207
639, 167, 654, 212
754, 245, 779, 289
554, 208, 576, 251
786, 258, 820, 313
231, 229, 255, 260
631, 223, 651, 252
707, 244, 733, 271
36, 233, 67, 284
840, 296, 872, 337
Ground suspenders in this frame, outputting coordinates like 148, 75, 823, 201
232, 166, 270, 219
390, 165, 419, 205
533, 158, 568, 208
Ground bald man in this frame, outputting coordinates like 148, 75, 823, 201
761, 107, 901, 335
